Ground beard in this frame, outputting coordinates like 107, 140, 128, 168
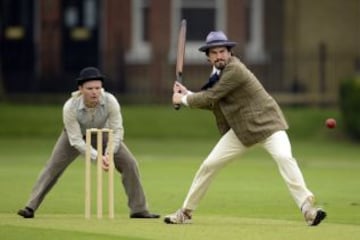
214, 60, 226, 70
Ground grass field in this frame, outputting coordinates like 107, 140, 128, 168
0, 103, 359, 240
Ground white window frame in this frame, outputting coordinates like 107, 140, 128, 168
126, 0, 150, 63
169, 0, 226, 64
244, 0, 267, 63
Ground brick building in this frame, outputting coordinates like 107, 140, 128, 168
1, 0, 360, 104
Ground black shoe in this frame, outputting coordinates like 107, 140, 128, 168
310, 209, 327, 226
130, 211, 160, 219
17, 207, 34, 218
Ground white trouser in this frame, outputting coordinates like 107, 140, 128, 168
182, 129, 313, 210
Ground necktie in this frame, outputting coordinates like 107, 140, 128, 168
201, 72, 219, 90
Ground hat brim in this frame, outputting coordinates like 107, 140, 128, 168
77, 76, 105, 85
199, 41, 237, 52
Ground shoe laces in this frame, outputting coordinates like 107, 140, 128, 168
175, 209, 191, 222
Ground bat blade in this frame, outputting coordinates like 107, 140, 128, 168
176, 19, 186, 83
174, 19, 187, 110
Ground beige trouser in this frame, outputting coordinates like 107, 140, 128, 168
26, 130, 148, 214
183, 129, 313, 210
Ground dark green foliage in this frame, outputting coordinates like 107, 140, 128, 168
339, 75, 360, 140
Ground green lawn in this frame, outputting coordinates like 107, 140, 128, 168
0, 103, 359, 240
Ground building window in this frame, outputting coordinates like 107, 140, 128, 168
244, 0, 267, 63
170, 0, 226, 63
126, 0, 150, 63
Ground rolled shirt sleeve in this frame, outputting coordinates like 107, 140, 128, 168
105, 94, 124, 154
181, 91, 193, 106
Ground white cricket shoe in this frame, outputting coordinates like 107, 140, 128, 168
164, 209, 192, 224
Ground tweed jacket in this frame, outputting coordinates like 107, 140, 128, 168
187, 56, 288, 146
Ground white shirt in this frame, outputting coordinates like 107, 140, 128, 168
63, 89, 124, 160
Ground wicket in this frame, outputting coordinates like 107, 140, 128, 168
85, 128, 115, 219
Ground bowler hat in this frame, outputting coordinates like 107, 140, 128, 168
76, 67, 105, 86
198, 31, 237, 52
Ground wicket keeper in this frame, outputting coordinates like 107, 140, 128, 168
18, 67, 160, 219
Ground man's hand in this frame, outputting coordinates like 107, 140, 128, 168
102, 155, 110, 171
173, 81, 188, 94
172, 92, 184, 105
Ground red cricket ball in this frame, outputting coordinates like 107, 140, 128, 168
325, 118, 336, 129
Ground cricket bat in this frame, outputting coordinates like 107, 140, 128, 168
174, 19, 187, 110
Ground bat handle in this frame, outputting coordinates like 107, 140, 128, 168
174, 89, 181, 110
174, 104, 181, 110
173, 79, 182, 110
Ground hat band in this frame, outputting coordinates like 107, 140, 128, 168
206, 40, 231, 44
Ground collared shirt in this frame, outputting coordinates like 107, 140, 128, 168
63, 89, 124, 160
210, 66, 220, 76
